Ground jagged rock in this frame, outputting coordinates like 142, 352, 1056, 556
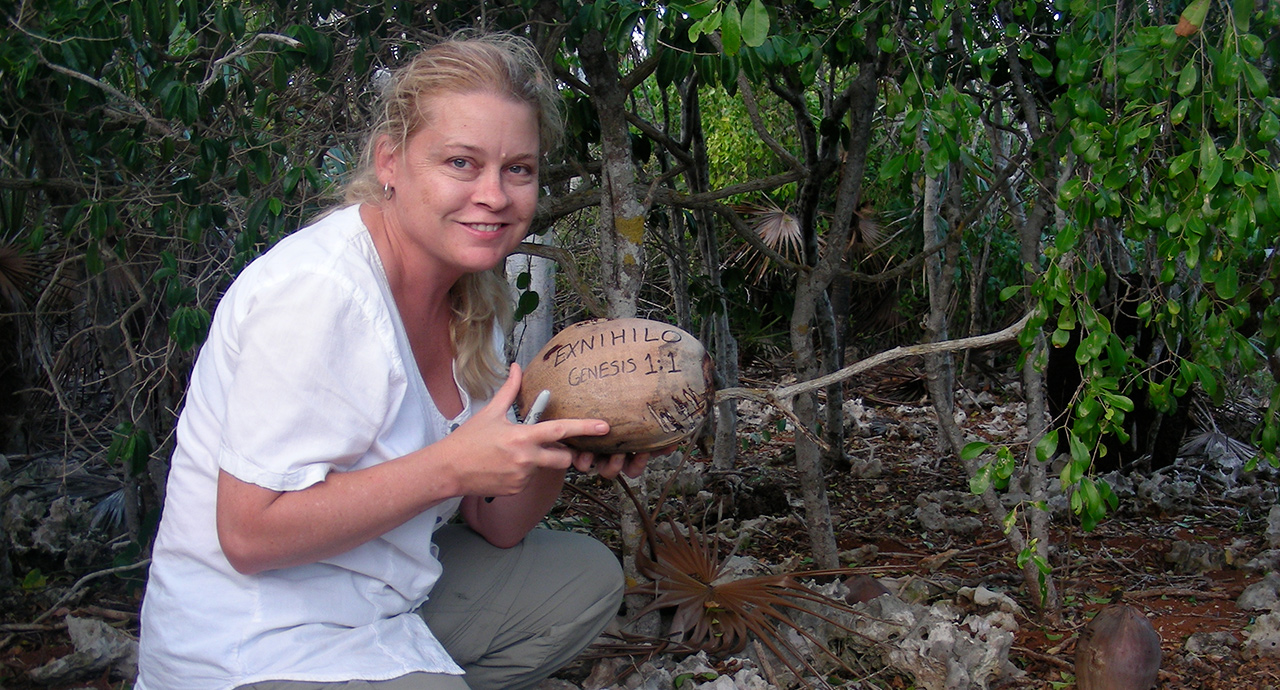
914, 497, 984, 535
845, 575, 892, 604
1268, 505, 1280, 549
1239, 572, 1280, 611
1074, 605, 1161, 690
1136, 475, 1197, 514
1243, 551, 1280, 575
957, 586, 1021, 615
723, 669, 772, 690
717, 554, 772, 582
841, 592, 1019, 689
1244, 612, 1280, 659
1184, 631, 1240, 658
851, 456, 883, 478
898, 577, 948, 604
839, 544, 879, 566
1164, 540, 1226, 574
27, 615, 138, 685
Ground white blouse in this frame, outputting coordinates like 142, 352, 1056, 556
138, 205, 485, 690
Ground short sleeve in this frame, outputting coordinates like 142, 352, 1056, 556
218, 270, 401, 491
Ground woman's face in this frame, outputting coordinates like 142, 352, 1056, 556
377, 90, 540, 281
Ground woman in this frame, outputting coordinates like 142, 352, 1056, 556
137, 34, 651, 690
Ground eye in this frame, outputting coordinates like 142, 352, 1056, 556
508, 163, 534, 176
449, 158, 470, 169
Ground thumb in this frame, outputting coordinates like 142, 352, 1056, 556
481, 362, 522, 418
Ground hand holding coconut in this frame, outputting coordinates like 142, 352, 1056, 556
444, 362, 653, 500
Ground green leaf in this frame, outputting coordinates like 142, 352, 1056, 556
1031, 51, 1053, 78
1200, 132, 1223, 190
169, 306, 212, 351
282, 167, 304, 196
1067, 429, 1090, 466
741, 0, 769, 48
1035, 430, 1060, 463
1123, 59, 1153, 91
1180, 0, 1210, 30
1243, 63, 1269, 98
514, 290, 540, 320
961, 441, 991, 461
720, 2, 742, 55
969, 463, 992, 495
109, 421, 155, 477
1002, 508, 1017, 534
1052, 327, 1071, 347
1171, 98, 1190, 125
21, 568, 47, 591
878, 154, 906, 181
1169, 151, 1194, 178
1059, 178, 1084, 204
1269, 171, 1280, 217
1217, 263, 1240, 299
683, 0, 717, 20
1105, 393, 1135, 413
1176, 61, 1198, 96
1234, 0, 1254, 32
1259, 112, 1280, 142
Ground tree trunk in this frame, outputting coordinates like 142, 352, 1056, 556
577, 30, 654, 633
578, 30, 645, 319
506, 236, 556, 368
681, 78, 740, 469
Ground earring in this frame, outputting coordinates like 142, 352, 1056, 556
383, 182, 394, 200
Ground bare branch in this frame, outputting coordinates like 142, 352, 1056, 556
512, 241, 607, 319
38, 58, 175, 138
716, 311, 1032, 407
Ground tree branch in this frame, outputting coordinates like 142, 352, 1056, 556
512, 241, 607, 319
716, 311, 1032, 407
38, 58, 175, 138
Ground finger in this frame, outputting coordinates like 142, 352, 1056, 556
570, 451, 596, 474
532, 418, 610, 446
478, 363, 521, 418
591, 453, 628, 480
622, 453, 650, 478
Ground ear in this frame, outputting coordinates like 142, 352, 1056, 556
373, 134, 399, 188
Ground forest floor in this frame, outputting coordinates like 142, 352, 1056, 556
3, 361, 1280, 689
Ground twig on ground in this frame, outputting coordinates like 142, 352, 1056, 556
1125, 588, 1232, 600
752, 638, 781, 688
1013, 645, 1073, 671
33, 559, 150, 625
0, 622, 66, 633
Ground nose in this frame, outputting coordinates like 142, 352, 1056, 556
472, 168, 510, 210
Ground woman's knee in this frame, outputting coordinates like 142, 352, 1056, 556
530, 530, 623, 599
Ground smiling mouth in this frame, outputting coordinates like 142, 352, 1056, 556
466, 223, 505, 233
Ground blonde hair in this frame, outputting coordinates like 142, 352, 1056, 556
344, 33, 563, 399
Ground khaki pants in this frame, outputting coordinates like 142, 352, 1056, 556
239, 526, 623, 690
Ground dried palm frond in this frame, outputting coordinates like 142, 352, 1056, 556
0, 239, 72, 312
618, 480, 877, 689
0, 242, 37, 310
728, 199, 805, 280
846, 204, 883, 253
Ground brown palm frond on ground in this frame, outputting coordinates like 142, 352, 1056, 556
618, 479, 876, 689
